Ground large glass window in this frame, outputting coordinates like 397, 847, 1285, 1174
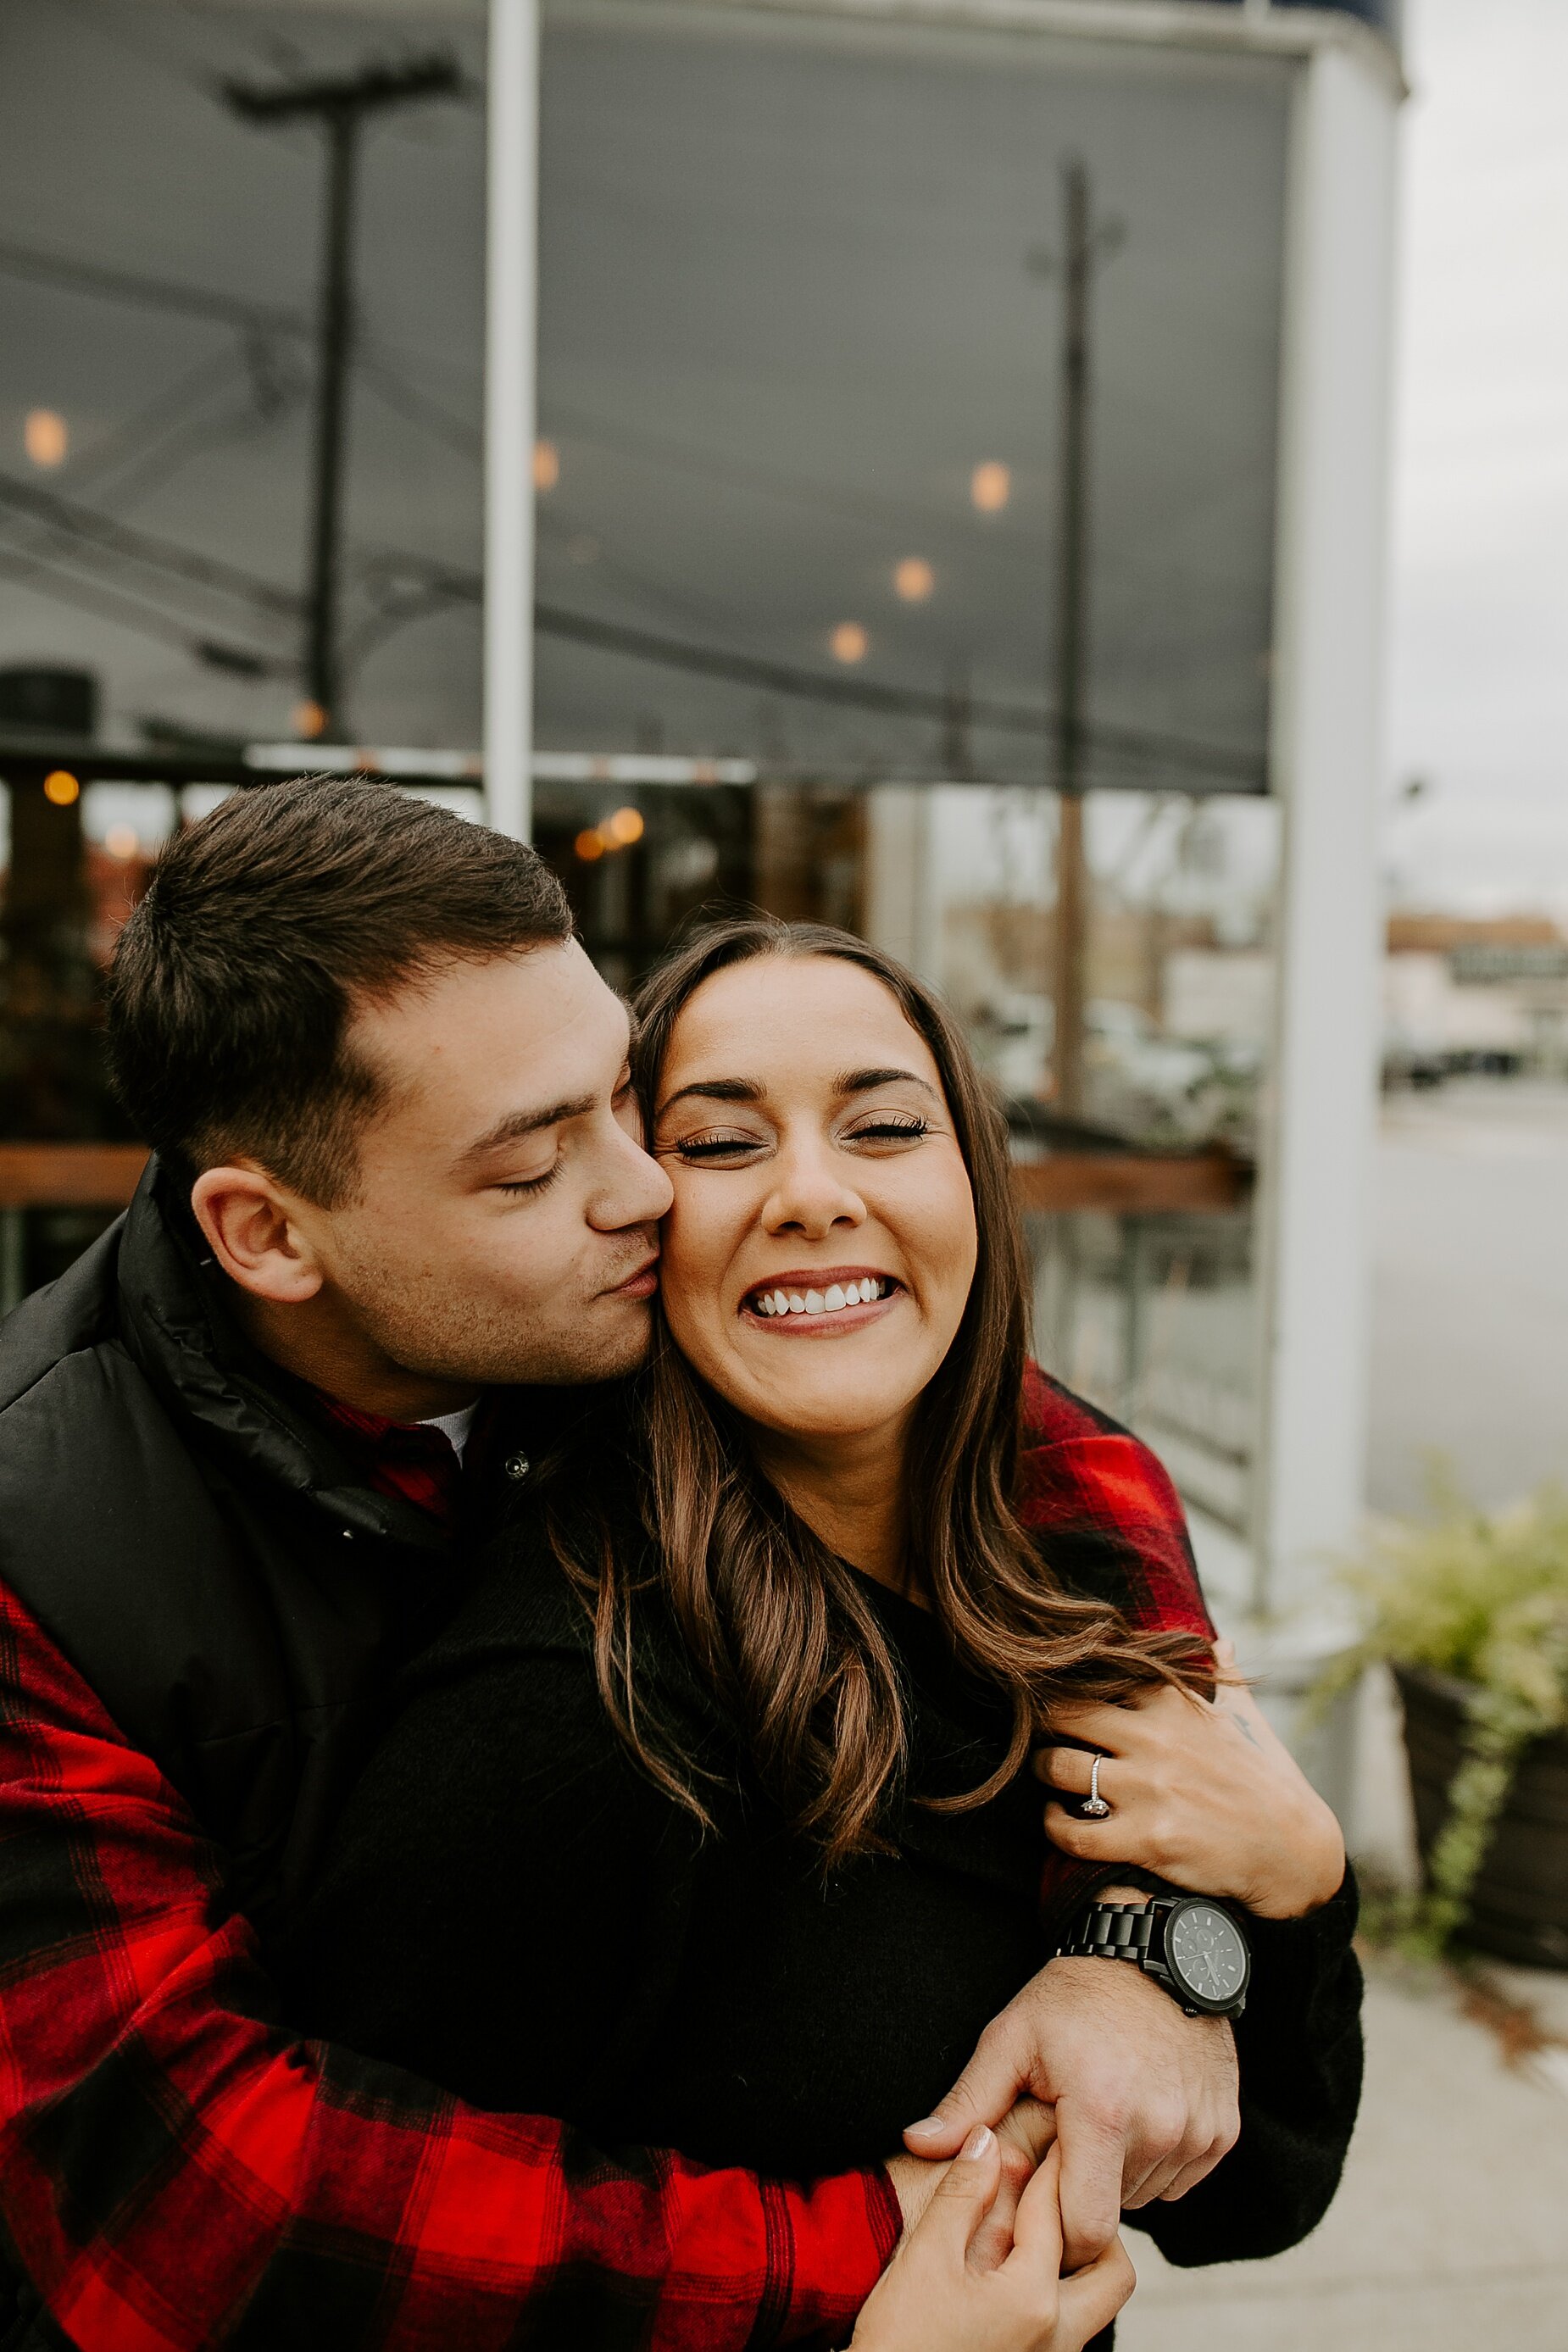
0, 0, 486, 1298
536, 0, 1291, 1576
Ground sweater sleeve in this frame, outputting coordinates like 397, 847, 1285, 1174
1125, 1867, 1365, 2266
0, 1577, 897, 2351
1014, 1364, 1218, 1939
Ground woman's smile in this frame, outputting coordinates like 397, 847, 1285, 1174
740, 1266, 901, 1331
650, 953, 977, 1443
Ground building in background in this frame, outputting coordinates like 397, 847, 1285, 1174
1, 0, 1401, 1765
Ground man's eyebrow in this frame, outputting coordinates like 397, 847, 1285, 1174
837, 1066, 939, 1100
455, 1095, 598, 1168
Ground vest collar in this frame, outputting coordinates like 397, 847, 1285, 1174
115, 1155, 450, 1554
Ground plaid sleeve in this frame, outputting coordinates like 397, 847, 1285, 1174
0, 1579, 898, 2352
1015, 1364, 1217, 1938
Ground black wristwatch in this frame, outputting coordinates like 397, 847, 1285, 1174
1055, 1894, 1250, 2019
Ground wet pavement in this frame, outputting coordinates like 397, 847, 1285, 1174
1119, 1959, 1568, 2351
1120, 1076, 1568, 2349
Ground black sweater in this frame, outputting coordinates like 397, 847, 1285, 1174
272, 1497, 1363, 2275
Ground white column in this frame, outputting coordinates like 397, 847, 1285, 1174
1253, 40, 1401, 1620
484, 0, 540, 840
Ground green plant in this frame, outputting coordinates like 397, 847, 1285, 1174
1315, 1465, 1568, 1957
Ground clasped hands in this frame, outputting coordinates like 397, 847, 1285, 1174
858, 1956, 1235, 2351
854, 1649, 1347, 2350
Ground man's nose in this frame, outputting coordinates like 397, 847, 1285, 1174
589, 1120, 674, 1231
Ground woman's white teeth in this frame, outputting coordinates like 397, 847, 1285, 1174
753, 1277, 889, 1316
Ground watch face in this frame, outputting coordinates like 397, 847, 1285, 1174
1165, 1902, 1248, 2010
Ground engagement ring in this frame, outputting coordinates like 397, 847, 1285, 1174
1081, 1754, 1112, 1819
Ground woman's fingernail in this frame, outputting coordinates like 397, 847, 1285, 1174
905, 2116, 943, 2142
959, 2125, 995, 2161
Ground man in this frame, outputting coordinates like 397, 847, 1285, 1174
0, 781, 1333, 2349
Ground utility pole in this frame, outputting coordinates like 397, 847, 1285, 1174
225, 54, 462, 737
1031, 160, 1120, 1119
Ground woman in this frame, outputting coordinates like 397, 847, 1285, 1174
272, 918, 1359, 2349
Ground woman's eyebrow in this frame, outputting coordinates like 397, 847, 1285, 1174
837, 1066, 939, 1100
658, 1076, 764, 1113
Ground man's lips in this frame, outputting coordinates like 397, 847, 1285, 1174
605, 1254, 659, 1301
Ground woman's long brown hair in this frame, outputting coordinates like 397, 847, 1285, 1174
548, 915, 1209, 1866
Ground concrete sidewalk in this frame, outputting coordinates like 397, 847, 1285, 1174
1118, 1957, 1568, 2351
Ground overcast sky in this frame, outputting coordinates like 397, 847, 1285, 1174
1384, 0, 1568, 914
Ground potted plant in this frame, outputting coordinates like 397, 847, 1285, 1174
1318, 1471, 1568, 1965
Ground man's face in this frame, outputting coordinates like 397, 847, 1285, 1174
294, 940, 673, 1389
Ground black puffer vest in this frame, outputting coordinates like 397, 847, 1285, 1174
0, 1156, 524, 1932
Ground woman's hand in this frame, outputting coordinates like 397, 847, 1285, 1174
856, 2137, 1133, 2352
1034, 1645, 1346, 1920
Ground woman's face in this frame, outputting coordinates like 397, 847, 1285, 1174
651, 954, 979, 1445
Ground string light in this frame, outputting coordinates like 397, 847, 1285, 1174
25, 409, 68, 468
533, 439, 560, 492
970, 461, 1010, 513
893, 557, 934, 603
575, 827, 605, 862
830, 621, 868, 664
43, 770, 81, 806
105, 823, 140, 859
293, 699, 328, 739
606, 806, 644, 845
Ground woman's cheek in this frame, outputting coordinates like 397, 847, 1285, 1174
657, 1190, 730, 1375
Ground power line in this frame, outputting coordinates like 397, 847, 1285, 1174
0, 542, 266, 661
544, 398, 1036, 555
359, 352, 481, 462
0, 236, 307, 340
92, 373, 301, 516
66, 348, 256, 498
334, 546, 1264, 785
531, 601, 1265, 787
0, 471, 301, 620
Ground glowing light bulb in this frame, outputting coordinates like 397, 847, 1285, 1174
830, 621, 868, 665
43, 769, 81, 806
893, 557, 934, 603
575, 827, 605, 862
293, 699, 328, 740
25, 409, 68, 468
606, 806, 644, 846
533, 439, 560, 492
105, 824, 140, 859
970, 461, 1011, 514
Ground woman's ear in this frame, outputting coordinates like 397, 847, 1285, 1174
190, 1165, 325, 1306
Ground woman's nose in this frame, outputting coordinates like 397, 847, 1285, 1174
762, 1146, 865, 1238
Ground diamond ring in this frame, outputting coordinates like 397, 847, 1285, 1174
1081, 1754, 1112, 1819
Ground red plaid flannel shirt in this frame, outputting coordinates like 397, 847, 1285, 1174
0, 1365, 1207, 2349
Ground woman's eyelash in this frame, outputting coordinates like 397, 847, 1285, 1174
497, 1163, 564, 1198
674, 1134, 759, 1160
850, 1115, 929, 1142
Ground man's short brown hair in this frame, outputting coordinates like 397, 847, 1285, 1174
107, 777, 573, 1204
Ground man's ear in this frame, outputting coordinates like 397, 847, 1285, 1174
190, 1164, 325, 1306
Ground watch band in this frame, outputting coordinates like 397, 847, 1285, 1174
1059, 1898, 1162, 1966
1055, 1894, 1249, 2019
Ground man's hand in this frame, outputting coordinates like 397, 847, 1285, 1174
901, 1953, 1238, 2270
